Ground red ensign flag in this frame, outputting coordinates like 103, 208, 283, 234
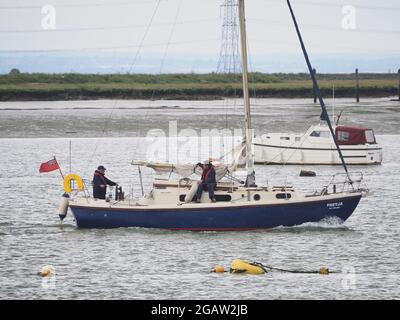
39, 159, 60, 173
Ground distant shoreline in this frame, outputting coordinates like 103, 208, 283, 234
0, 72, 398, 101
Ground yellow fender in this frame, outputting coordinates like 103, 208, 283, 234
63, 173, 84, 193
230, 259, 266, 275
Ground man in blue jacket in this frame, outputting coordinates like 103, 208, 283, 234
92, 165, 117, 199
195, 160, 217, 203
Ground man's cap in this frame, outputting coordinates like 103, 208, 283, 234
97, 165, 106, 170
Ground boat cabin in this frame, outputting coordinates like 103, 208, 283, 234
335, 126, 377, 145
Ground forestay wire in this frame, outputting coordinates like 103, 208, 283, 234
83, 0, 162, 178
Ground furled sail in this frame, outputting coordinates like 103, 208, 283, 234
132, 143, 246, 181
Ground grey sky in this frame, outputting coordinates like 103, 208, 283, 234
0, 0, 399, 73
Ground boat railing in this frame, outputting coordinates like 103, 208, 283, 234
74, 179, 91, 199
319, 171, 366, 195
78, 180, 138, 204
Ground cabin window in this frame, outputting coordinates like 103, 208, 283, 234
337, 130, 350, 142
179, 194, 231, 202
254, 194, 261, 201
276, 193, 292, 199
215, 195, 232, 202
280, 136, 290, 140
295, 137, 301, 142
310, 130, 330, 138
365, 130, 376, 144
320, 131, 331, 138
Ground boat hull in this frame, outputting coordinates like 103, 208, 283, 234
69, 194, 362, 230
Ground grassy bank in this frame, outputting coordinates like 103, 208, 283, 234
0, 72, 398, 101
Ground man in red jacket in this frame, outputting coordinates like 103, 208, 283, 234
195, 160, 217, 203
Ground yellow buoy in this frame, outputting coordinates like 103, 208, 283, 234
38, 265, 55, 277
319, 267, 330, 275
63, 173, 84, 193
230, 259, 265, 275
214, 265, 225, 273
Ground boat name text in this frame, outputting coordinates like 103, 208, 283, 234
327, 202, 343, 210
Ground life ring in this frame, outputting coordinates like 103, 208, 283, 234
63, 173, 84, 193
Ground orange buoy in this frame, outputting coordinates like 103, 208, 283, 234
214, 265, 225, 273
319, 267, 330, 275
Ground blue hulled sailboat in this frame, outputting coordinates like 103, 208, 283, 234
65, 0, 366, 230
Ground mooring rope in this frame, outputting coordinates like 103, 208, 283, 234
250, 261, 337, 274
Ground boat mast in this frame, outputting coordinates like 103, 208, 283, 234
238, 0, 255, 187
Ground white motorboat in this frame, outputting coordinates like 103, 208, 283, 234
254, 123, 382, 165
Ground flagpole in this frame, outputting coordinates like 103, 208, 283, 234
66, 131, 77, 190
54, 156, 65, 180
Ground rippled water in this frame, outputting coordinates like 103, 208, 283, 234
0, 98, 399, 299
